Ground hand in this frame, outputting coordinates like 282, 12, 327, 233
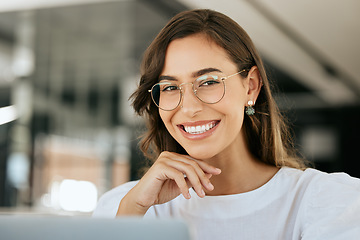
117, 151, 221, 216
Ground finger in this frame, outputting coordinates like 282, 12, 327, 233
184, 178, 205, 199
162, 167, 191, 199
205, 173, 213, 179
157, 152, 217, 192
167, 156, 215, 191
188, 159, 221, 175
174, 153, 222, 175
165, 161, 206, 197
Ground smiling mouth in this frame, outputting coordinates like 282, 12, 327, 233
180, 120, 220, 135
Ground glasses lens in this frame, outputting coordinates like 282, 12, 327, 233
151, 82, 181, 110
194, 75, 225, 104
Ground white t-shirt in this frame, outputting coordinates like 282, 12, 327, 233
93, 167, 360, 239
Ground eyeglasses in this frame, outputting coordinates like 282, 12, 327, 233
148, 69, 247, 111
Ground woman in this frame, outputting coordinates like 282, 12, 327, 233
93, 9, 360, 239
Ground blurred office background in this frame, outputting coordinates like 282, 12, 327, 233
0, 0, 359, 215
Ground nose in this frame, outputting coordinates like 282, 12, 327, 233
179, 83, 203, 116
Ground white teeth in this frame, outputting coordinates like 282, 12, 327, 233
183, 122, 217, 134
201, 125, 206, 132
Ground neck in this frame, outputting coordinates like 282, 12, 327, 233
203, 130, 279, 196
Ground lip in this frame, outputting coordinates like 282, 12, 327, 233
177, 120, 220, 140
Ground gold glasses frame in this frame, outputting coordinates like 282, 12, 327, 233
148, 69, 247, 111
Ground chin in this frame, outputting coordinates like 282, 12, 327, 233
184, 146, 218, 160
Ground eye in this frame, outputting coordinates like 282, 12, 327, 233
161, 84, 179, 92
201, 79, 220, 86
197, 75, 221, 87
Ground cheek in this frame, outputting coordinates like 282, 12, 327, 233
217, 88, 247, 124
219, 92, 246, 113
159, 111, 174, 132
159, 110, 167, 125
159, 111, 182, 144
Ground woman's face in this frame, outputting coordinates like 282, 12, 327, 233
159, 34, 250, 160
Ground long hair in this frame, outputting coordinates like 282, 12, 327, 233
130, 9, 307, 169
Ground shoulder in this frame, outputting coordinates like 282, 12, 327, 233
280, 167, 360, 192
297, 168, 360, 238
302, 168, 360, 205
92, 181, 139, 218
281, 167, 360, 208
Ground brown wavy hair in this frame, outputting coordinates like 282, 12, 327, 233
130, 9, 307, 170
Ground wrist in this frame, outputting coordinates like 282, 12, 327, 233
116, 193, 150, 216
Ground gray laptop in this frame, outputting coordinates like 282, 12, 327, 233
0, 215, 192, 240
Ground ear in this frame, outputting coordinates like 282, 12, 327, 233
245, 66, 262, 105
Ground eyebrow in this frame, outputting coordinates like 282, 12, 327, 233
158, 67, 223, 82
193, 68, 222, 77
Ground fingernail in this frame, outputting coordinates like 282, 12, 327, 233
201, 189, 205, 197
207, 182, 214, 190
